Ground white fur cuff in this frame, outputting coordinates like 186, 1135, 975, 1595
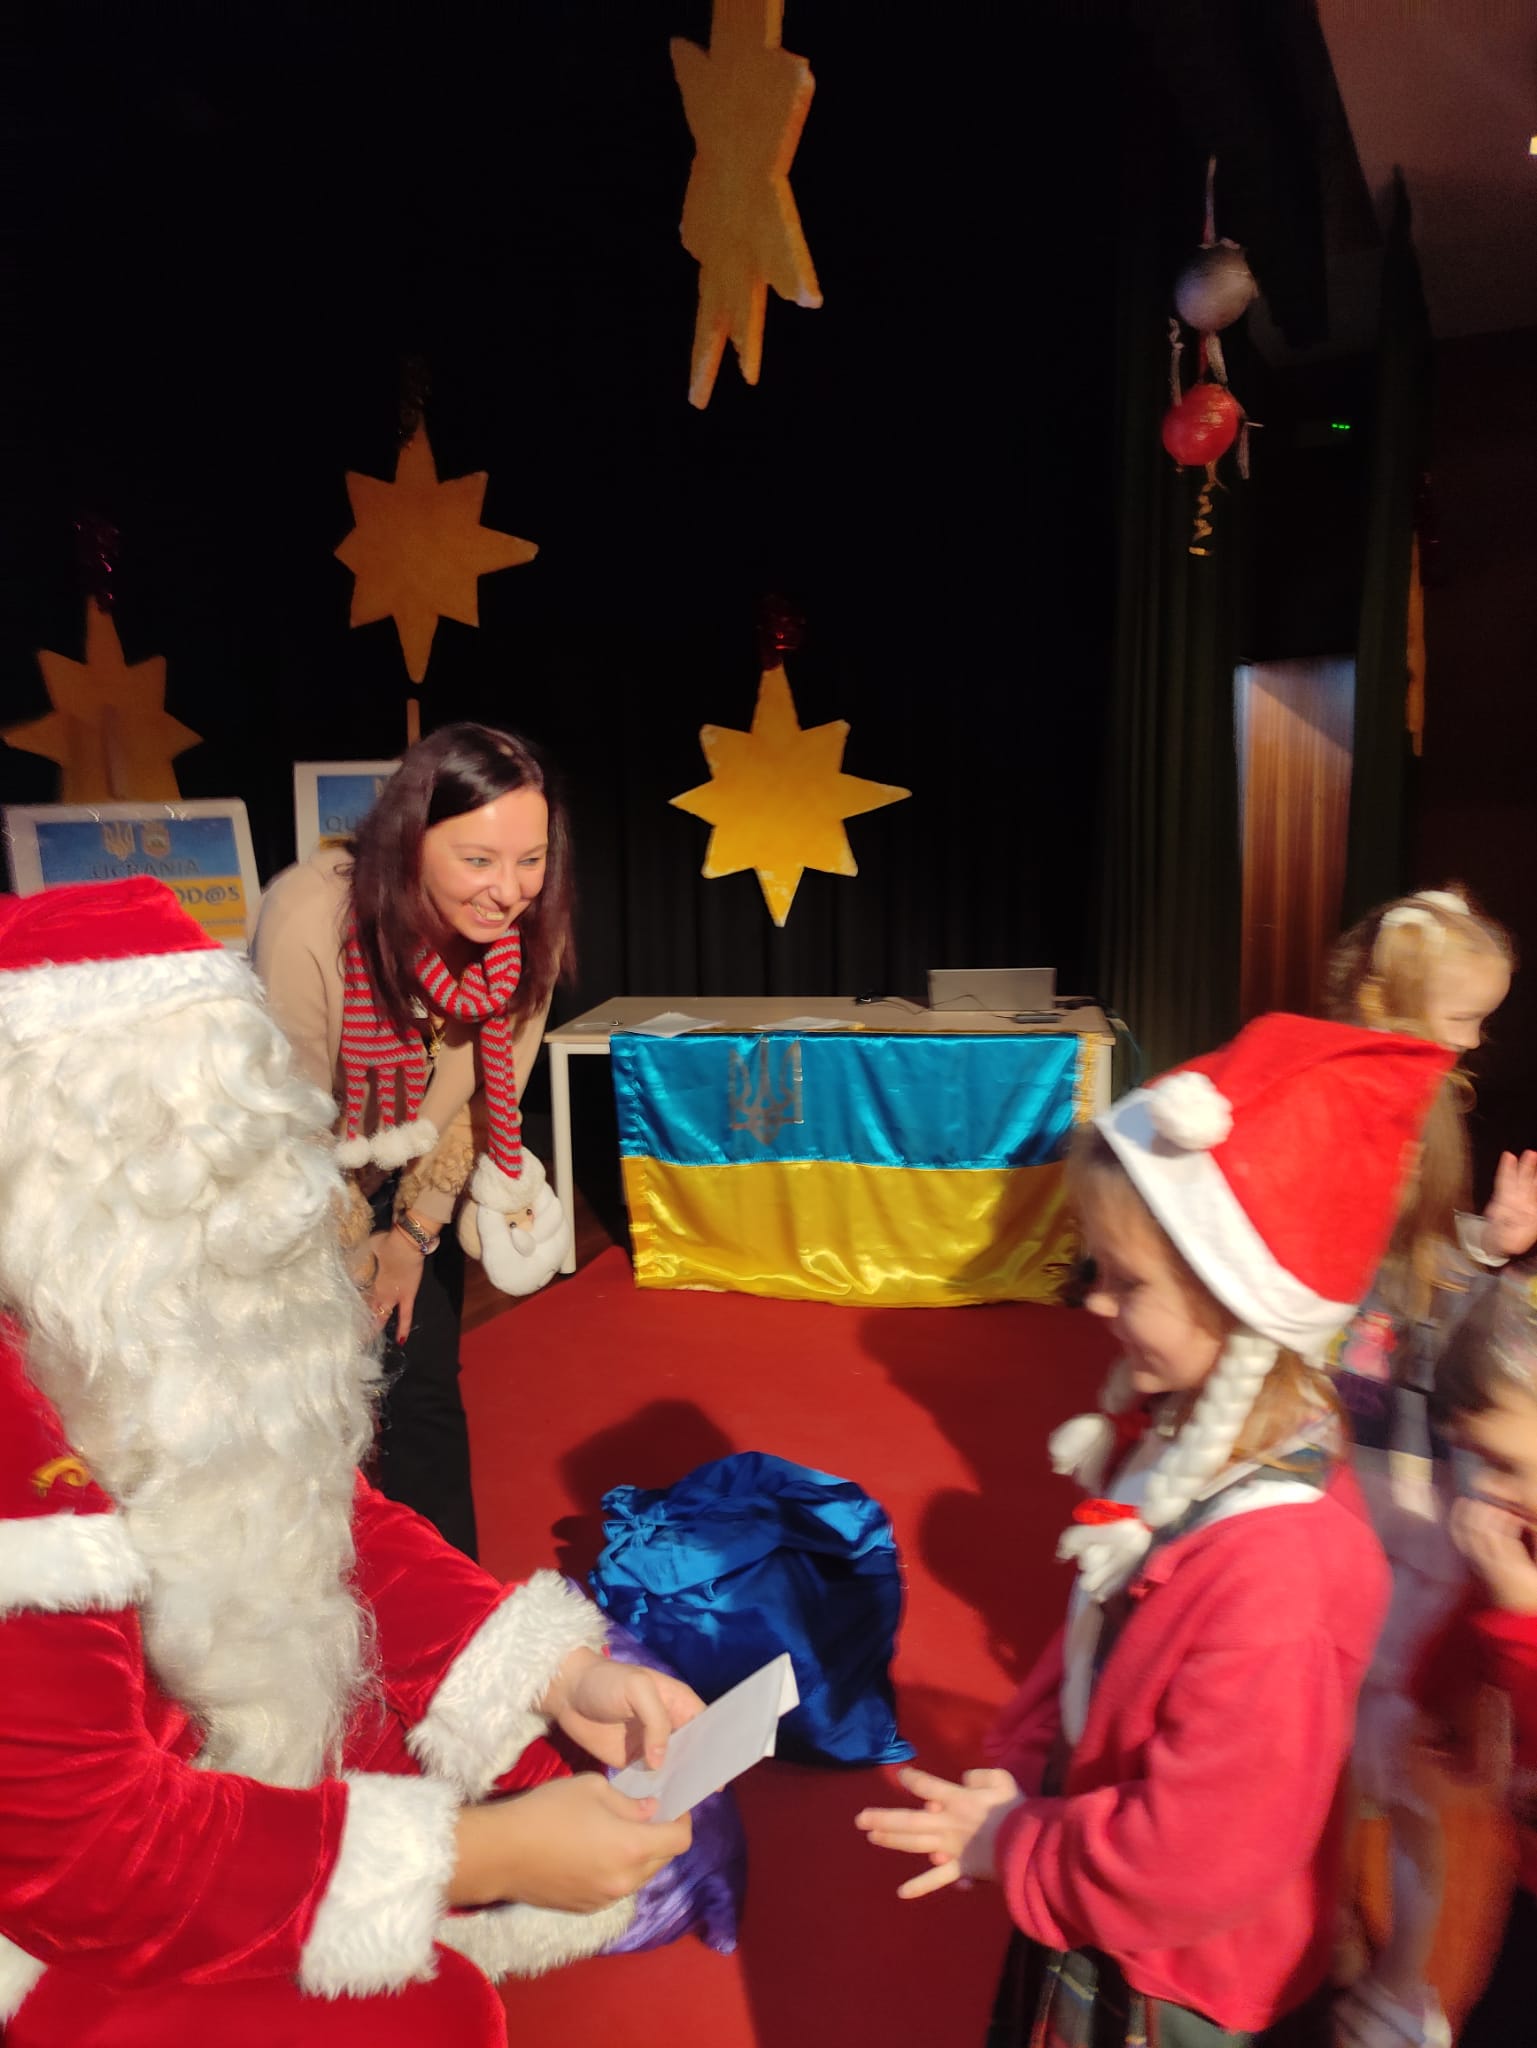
336, 1118, 439, 1173
0, 1511, 149, 1618
408, 1571, 608, 1801
0, 1935, 45, 2024
437, 1892, 634, 1982
299, 1773, 459, 1998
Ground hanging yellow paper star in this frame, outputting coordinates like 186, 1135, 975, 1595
4, 602, 201, 802
335, 424, 538, 683
672, 664, 909, 925
671, 0, 822, 409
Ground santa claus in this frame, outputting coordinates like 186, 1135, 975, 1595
0, 879, 698, 2047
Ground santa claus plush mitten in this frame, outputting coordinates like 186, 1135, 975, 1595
457, 1150, 572, 1296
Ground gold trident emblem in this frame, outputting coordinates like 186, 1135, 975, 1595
728, 1039, 803, 1147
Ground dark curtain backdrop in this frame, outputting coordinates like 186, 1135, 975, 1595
1341, 171, 1432, 926
0, 2, 1339, 1068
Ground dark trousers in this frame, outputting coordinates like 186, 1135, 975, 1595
1458, 1883, 1535, 2048
368, 1188, 479, 1560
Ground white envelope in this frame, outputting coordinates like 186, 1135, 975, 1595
611, 1653, 799, 1823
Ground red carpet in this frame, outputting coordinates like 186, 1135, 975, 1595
463, 1249, 1115, 2048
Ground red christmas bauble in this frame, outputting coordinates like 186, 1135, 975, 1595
1161, 383, 1241, 467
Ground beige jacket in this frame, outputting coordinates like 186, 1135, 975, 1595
252, 846, 551, 1232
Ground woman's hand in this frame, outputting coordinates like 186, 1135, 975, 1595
855, 1765, 1023, 1899
1450, 1495, 1537, 1615
450, 1774, 692, 1913
543, 1647, 704, 1771
1482, 1151, 1537, 1260
361, 1227, 428, 1343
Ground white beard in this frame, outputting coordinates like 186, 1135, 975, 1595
0, 994, 381, 1788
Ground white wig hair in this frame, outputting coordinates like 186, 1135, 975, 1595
0, 981, 381, 1787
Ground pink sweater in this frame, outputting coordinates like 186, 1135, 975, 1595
986, 1469, 1389, 2033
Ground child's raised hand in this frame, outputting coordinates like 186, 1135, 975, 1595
545, 1648, 704, 1771
1450, 1495, 1537, 1616
855, 1765, 1022, 1899
1482, 1150, 1537, 1260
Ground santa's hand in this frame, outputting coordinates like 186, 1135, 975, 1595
450, 1774, 693, 1914
545, 1647, 704, 1771
855, 1765, 1022, 1899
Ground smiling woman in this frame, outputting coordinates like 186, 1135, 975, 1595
252, 724, 576, 1556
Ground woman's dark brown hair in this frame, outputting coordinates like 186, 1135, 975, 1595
347, 722, 574, 1036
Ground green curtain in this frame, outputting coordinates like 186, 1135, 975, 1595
1341, 171, 1432, 924
1095, 150, 1247, 1081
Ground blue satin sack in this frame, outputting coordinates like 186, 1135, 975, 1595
589, 1453, 915, 1768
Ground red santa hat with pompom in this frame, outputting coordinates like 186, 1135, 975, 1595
1053, 1013, 1453, 1602
1096, 1014, 1454, 1356
0, 877, 250, 1044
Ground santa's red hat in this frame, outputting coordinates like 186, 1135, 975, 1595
1097, 1013, 1453, 1357
0, 879, 249, 1044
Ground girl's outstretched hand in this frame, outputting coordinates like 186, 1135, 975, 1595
545, 1648, 704, 1770
1482, 1150, 1537, 1260
855, 1765, 1022, 1899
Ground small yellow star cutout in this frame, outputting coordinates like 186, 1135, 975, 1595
672, 664, 909, 926
4, 602, 201, 802
671, 0, 822, 409
335, 424, 538, 683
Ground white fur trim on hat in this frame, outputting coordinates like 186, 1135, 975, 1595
435, 1891, 634, 1982
0, 1511, 149, 1618
408, 1570, 608, 1801
298, 1772, 460, 1998
1148, 1070, 1233, 1151
0, 947, 253, 1048
0, 1935, 44, 2024
459, 1151, 571, 1297
1095, 1090, 1355, 1357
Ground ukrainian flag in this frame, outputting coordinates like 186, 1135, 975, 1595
612, 1030, 1102, 1307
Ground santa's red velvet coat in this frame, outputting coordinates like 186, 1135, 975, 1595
0, 1322, 629, 2047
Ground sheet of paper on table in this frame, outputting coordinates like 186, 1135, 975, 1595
625, 1011, 725, 1037
611, 1653, 799, 1823
766, 1015, 858, 1032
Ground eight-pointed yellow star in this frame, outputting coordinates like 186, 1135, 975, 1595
4, 601, 201, 802
671, 0, 822, 409
335, 425, 538, 683
672, 664, 909, 926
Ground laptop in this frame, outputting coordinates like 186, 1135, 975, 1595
926, 967, 1058, 1016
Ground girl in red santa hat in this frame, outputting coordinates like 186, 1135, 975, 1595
857, 1013, 1452, 2045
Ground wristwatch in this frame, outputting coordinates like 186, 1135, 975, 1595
393, 1212, 441, 1257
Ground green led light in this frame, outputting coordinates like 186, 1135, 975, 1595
1330, 420, 1352, 433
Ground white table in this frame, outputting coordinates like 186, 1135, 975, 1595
543, 996, 1115, 1275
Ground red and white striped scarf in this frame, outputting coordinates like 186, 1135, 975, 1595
339, 924, 523, 1177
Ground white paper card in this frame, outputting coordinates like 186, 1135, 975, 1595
767, 1015, 852, 1032
626, 1011, 723, 1037
611, 1653, 799, 1822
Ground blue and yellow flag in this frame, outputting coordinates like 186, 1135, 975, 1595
612, 1030, 1101, 1307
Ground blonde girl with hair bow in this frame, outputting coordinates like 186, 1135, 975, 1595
1324, 886, 1537, 2048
